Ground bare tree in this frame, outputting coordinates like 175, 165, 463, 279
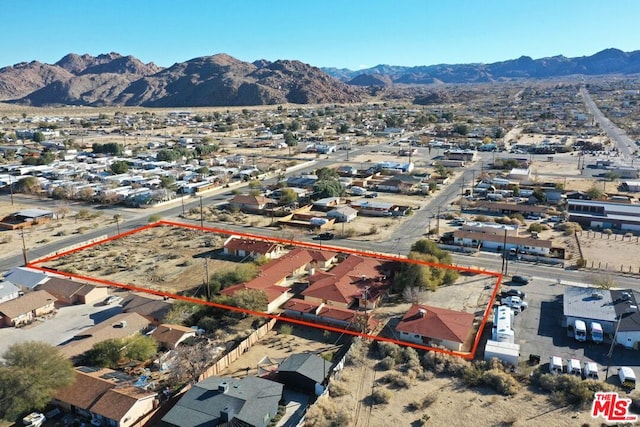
168, 340, 218, 385
402, 286, 425, 304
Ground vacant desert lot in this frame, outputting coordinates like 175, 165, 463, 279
41, 224, 235, 294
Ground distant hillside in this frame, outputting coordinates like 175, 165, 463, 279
0, 52, 363, 107
323, 48, 640, 84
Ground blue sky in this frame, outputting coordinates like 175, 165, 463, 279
3, 0, 640, 70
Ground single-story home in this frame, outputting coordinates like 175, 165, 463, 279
150, 324, 197, 350
396, 304, 475, 352
2, 266, 52, 291
52, 367, 157, 427
0, 290, 57, 327
228, 194, 277, 213
452, 230, 553, 256
38, 277, 109, 305
121, 293, 173, 325
326, 206, 358, 223
161, 376, 283, 427
223, 237, 285, 260
0, 280, 21, 304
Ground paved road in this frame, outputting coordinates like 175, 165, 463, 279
580, 86, 636, 160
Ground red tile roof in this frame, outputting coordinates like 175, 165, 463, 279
302, 255, 388, 304
224, 238, 281, 256
396, 304, 475, 344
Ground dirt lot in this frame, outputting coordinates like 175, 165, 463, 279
329, 352, 596, 427
41, 224, 236, 294
578, 230, 640, 272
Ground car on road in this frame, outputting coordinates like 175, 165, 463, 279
511, 275, 530, 285
500, 289, 526, 299
103, 295, 123, 305
317, 232, 335, 240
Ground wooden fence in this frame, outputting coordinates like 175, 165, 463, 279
198, 317, 277, 381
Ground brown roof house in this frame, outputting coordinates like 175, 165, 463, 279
0, 290, 57, 327
121, 293, 173, 325
228, 194, 277, 213
395, 304, 475, 352
223, 237, 285, 260
222, 248, 336, 313
38, 277, 109, 305
52, 367, 157, 427
59, 312, 151, 359
151, 324, 196, 350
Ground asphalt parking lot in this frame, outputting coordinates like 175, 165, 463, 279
510, 277, 639, 385
0, 302, 122, 360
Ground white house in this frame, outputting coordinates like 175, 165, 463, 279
326, 206, 358, 223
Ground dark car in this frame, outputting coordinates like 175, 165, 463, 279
511, 275, 530, 285
500, 289, 526, 299
317, 232, 335, 240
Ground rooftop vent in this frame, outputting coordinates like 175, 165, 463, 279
418, 309, 427, 317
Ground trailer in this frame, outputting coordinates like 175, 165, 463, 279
484, 340, 520, 367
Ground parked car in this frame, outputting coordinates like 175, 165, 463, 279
317, 232, 335, 240
364, 192, 378, 198
511, 275, 530, 285
103, 295, 123, 305
500, 289, 526, 299
23, 413, 45, 427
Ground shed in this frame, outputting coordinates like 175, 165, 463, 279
274, 353, 331, 395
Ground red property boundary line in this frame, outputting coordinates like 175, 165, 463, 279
28, 220, 503, 360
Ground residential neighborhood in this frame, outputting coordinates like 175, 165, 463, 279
2, 76, 640, 427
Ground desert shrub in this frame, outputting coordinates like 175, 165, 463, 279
402, 346, 422, 371
148, 214, 161, 223
279, 324, 293, 335
329, 380, 350, 397
375, 341, 402, 362
346, 339, 367, 366
474, 215, 493, 223
380, 372, 412, 389
535, 374, 615, 407
342, 227, 356, 237
367, 225, 378, 235
603, 228, 613, 235
305, 397, 352, 427
370, 389, 392, 404
377, 356, 396, 371
528, 223, 550, 233
481, 369, 520, 396
559, 221, 582, 235
422, 351, 471, 376
575, 258, 587, 268
0, 234, 12, 244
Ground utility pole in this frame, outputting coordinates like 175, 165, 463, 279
199, 196, 204, 231
501, 228, 509, 276
20, 228, 28, 265
436, 206, 441, 236
9, 175, 14, 205
204, 258, 210, 300
181, 193, 185, 216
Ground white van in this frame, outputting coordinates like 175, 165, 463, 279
567, 358, 582, 376
350, 186, 367, 196
550, 356, 563, 374
619, 367, 637, 389
590, 322, 603, 343
583, 362, 599, 380
574, 319, 587, 342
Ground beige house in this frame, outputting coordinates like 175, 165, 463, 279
151, 324, 196, 350
52, 367, 157, 427
38, 277, 109, 305
0, 290, 57, 327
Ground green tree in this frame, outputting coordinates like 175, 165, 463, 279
0, 342, 74, 420
210, 264, 259, 294
284, 131, 298, 155
452, 123, 469, 136
160, 175, 178, 190
122, 335, 158, 362
83, 339, 123, 368
586, 186, 603, 200
110, 160, 129, 174
32, 132, 45, 142
313, 179, 345, 198
337, 123, 350, 134
531, 188, 547, 203
307, 118, 321, 131
316, 167, 339, 181
148, 214, 162, 223
14, 176, 41, 194
231, 289, 269, 313
279, 188, 298, 204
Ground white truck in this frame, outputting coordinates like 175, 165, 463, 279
549, 356, 563, 374
583, 362, 599, 380
590, 322, 603, 343
619, 367, 637, 389
574, 319, 587, 342
567, 358, 582, 376
502, 296, 528, 314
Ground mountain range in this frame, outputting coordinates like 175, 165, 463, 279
0, 48, 638, 107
